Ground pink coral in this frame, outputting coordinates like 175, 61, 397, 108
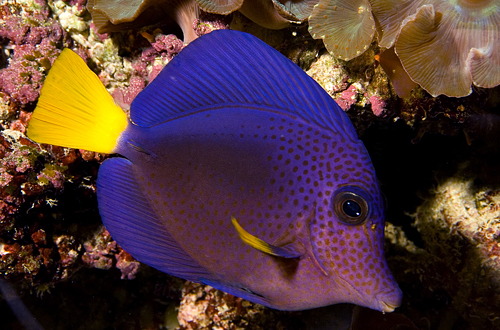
0, 131, 40, 192
0, 7, 69, 105
141, 32, 184, 63
115, 249, 140, 280
89, 22, 109, 42
82, 227, 117, 270
112, 75, 147, 108
55, 235, 79, 269
369, 95, 386, 116
193, 12, 230, 37
0, 13, 61, 46
148, 64, 164, 82
0, 45, 45, 105
37, 167, 66, 189
178, 282, 298, 330
123, 76, 146, 105
336, 85, 358, 111
112, 32, 184, 107
9, 111, 32, 134
82, 227, 140, 279
0, 199, 16, 223
65, 0, 88, 12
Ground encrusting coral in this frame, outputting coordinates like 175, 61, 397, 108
412, 164, 500, 329
0, 0, 70, 106
177, 282, 302, 330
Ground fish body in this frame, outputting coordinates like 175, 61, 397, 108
28, 30, 402, 312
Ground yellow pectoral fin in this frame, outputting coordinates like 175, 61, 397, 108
231, 216, 302, 258
27, 49, 128, 153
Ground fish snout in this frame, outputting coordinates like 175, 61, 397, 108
374, 285, 403, 313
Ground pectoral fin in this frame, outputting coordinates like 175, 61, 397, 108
231, 217, 302, 259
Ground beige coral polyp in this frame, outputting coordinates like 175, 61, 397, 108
92, 0, 147, 24
370, 0, 426, 48
395, 0, 500, 97
308, 0, 375, 61
196, 0, 243, 15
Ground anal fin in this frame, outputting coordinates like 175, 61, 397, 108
97, 157, 213, 281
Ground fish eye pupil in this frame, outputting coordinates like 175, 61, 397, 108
342, 200, 361, 217
332, 186, 371, 225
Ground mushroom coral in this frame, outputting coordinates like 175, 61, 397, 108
308, 0, 375, 61
87, 0, 201, 43
308, 0, 500, 97
276, 0, 317, 21
87, 0, 298, 42
393, 1, 500, 97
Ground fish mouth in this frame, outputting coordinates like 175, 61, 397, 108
379, 300, 399, 313
375, 287, 403, 313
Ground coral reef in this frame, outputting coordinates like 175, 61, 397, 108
412, 170, 500, 328
82, 226, 140, 279
361, 120, 500, 330
193, 11, 231, 37
178, 282, 302, 330
88, 0, 235, 42
0, 128, 93, 288
61, 0, 500, 98
0, 0, 70, 107
392, 1, 500, 97
306, 47, 392, 121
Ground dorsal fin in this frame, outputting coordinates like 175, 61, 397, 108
130, 30, 357, 140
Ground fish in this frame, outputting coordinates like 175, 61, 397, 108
27, 30, 402, 312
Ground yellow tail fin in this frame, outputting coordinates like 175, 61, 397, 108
28, 49, 128, 154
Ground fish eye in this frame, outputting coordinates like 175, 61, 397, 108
333, 186, 370, 225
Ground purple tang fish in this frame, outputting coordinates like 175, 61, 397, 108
28, 30, 402, 312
